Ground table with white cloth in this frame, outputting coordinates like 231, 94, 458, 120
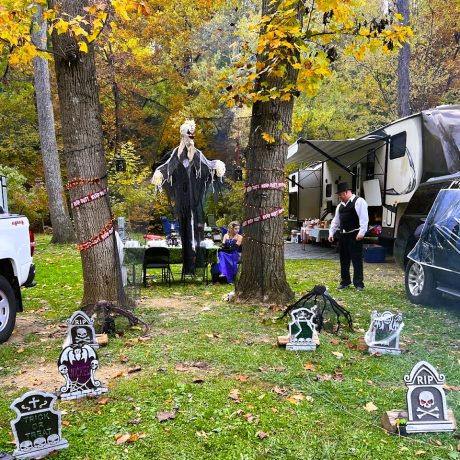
307, 228, 330, 243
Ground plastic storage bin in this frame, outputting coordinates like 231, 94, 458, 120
363, 244, 385, 263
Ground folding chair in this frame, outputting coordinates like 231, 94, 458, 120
143, 247, 173, 287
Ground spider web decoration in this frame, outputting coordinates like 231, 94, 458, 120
279, 285, 353, 334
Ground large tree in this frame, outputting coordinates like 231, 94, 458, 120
49, 0, 125, 307
32, 6, 75, 243
223, 0, 412, 304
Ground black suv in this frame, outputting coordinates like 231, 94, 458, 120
404, 181, 460, 305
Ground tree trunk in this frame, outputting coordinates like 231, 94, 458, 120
236, 0, 298, 305
32, 6, 75, 243
50, 0, 125, 307
396, 0, 411, 117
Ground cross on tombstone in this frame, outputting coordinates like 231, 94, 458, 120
10, 390, 68, 459
286, 306, 319, 351
404, 361, 455, 433
364, 310, 404, 355
63, 310, 99, 350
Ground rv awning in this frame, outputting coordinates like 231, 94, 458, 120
287, 136, 388, 165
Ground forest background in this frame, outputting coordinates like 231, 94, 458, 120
0, 0, 458, 233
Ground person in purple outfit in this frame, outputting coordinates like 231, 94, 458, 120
212, 221, 243, 283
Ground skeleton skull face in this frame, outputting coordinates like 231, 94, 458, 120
47, 434, 60, 444
419, 390, 435, 408
33, 437, 47, 448
180, 120, 195, 145
19, 440, 33, 450
75, 327, 89, 344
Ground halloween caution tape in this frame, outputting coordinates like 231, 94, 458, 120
242, 208, 284, 227
244, 182, 285, 193
76, 221, 114, 252
71, 188, 108, 209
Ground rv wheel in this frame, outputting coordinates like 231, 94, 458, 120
405, 260, 435, 305
0, 275, 17, 343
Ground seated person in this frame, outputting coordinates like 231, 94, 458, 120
211, 221, 243, 283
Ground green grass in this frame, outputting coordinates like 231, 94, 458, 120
0, 235, 459, 459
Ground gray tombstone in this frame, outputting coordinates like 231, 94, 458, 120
364, 310, 404, 355
63, 310, 98, 350
404, 361, 455, 433
10, 390, 68, 459
58, 343, 107, 401
286, 307, 319, 351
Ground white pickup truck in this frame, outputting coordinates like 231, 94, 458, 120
0, 176, 36, 343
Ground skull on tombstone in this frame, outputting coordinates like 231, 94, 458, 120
419, 390, 435, 408
47, 434, 60, 445
19, 440, 33, 451
75, 327, 90, 344
33, 437, 47, 448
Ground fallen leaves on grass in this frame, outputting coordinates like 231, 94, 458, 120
156, 411, 177, 422
330, 338, 340, 345
303, 362, 317, 371
234, 374, 248, 382
229, 388, 241, 403
444, 384, 460, 392
414, 450, 426, 456
192, 377, 205, 384
256, 431, 269, 439
364, 402, 378, 412
98, 398, 110, 405
115, 433, 146, 444
127, 366, 142, 374
273, 386, 289, 396
287, 393, 313, 404
331, 351, 344, 359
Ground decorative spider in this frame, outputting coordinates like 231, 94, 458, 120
279, 285, 353, 334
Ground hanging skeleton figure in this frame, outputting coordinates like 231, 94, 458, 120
151, 120, 226, 274
279, 285, 353, 333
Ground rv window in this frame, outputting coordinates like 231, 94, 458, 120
366, 149, 375, 180
390, 132, 407, 159
325, 183, 332, 197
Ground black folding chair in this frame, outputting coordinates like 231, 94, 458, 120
143, 247, 173, 287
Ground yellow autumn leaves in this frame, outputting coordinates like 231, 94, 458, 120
221, 0, 413, 109
0, 0, 150, 68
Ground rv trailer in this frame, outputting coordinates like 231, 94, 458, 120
287, 105, 460, 248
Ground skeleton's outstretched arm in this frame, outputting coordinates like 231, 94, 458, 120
199, 152, 226, 177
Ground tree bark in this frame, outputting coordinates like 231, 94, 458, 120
236, 0, 298, 305
50, 0, 125, 307
32, 6, 75, 243
396, 0, 411, 117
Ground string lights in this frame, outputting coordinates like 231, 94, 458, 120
76, 220, 114, 252
66, 174, 107, 190
243, 234, 285, 248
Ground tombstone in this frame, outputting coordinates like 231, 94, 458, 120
286, 307, 319, 351
10, 390, 68, 459
58, 343, 107, 401
364, 310, 404, 355
63, 310, 98, 350
404, 361, 455, 433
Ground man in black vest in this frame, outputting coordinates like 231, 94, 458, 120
328, 182, 369, 291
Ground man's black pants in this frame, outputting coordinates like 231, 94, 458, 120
339, 232, 364, 288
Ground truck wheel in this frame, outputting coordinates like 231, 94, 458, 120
405, 260, 436, 305
0, 275, 17, 343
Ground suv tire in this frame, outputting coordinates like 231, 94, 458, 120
405, 260, 436, 305
0, 275, 17, 343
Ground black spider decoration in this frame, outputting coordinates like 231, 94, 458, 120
279, 285, 353, 334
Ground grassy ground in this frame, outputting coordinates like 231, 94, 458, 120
0, 235, 459, 460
